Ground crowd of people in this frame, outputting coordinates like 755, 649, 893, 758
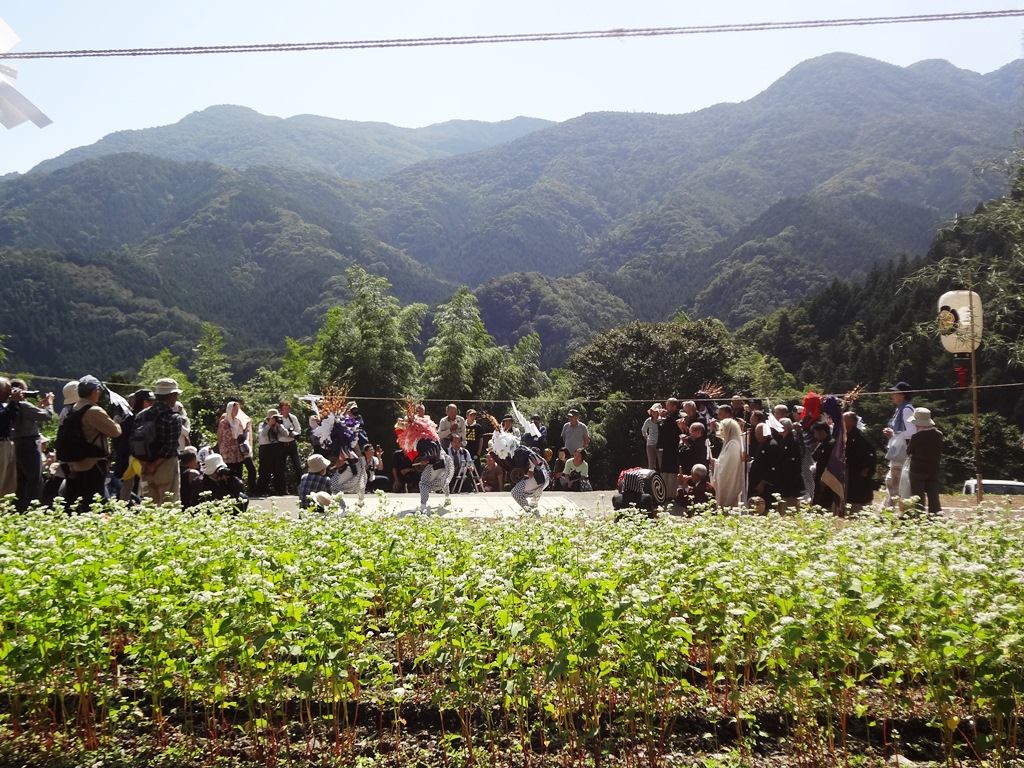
642, 383, 943, 515
1, 374, 945, 517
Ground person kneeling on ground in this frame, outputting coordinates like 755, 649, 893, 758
674, 463, 714, 515
188, 452, 249, 513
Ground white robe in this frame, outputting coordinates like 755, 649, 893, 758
714, 438, 744, 510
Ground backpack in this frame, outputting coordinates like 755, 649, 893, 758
55, 406, 107, 463
131, 408, 160, 461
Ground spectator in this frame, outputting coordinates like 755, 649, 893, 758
179, 447, 201, 508
114, 388, 153, 503
844, 412, 877, 515
906, 408, 943, 515
561, 408, 590, 455
188, 452, 248, 513
363, 444, 390, 493
713, 417, 744, 509
773, 418, 805, 512
798, 392, 823, 500
560, 448, 591, 491
707, 419, 724, 460
882, 382, 916, 505
257, 408, 288, 496
391, 448, 419, 492
500, 414, 520, 438
464, 410, 483, 459
171, 400, 191, 454
810, 421, 836, 510
437, 404, 467, 452
278, 400, 303, 485
657, 398, 685, 497
481, 454, 504, 492
747, 412, 780, 512
446, 434, 474, 492
8, 379, 54, 511
57, 380, 78, 425
298, 453, 333, 512
219, 401, 256, 494
730, 395, 749, 428
137, 378, 184, 504
674, 463, 715, 514
641, 403, 661, 471
551, 447, 569, 489
0, 378, 18, 498
678, 421, 710, 476
681, 400, 706, 428
63, 375, 121, 514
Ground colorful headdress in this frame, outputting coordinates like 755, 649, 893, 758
312, 385, 362, 453
395, 397, 439, 460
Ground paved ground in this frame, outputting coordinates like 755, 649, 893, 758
251, 490, 1018, 520
253, 490, 615, 519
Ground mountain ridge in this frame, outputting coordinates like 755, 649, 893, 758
2, 52, 1023, 376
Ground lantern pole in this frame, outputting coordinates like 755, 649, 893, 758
969, 291, 982, 505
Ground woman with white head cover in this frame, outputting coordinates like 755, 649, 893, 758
714, 417, 745, 510
218, 401, 255, 491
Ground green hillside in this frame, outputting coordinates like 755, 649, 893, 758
2, 53, 1023, 378
32, 106, 554, 179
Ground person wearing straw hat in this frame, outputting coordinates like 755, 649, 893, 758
136, 378, 183, 504
641, 403, 662, 471
188, 452, 248, 512
298, 453, 333, 512
905, 407, 943, 514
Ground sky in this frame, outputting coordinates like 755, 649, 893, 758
1, 1, 1024, 176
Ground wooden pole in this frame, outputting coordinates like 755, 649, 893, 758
969, 291, 983, 505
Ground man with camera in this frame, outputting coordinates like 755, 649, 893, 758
277, 400, 303, 485
7, 379, 54, 511
187, 452, 248, 512
257, 407, 289, 496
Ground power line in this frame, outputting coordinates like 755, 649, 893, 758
6, 370, 1023, 406
3, 10, 1024, 60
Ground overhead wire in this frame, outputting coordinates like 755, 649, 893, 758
4, 370, 1023, 408
2, 10, 1024, 60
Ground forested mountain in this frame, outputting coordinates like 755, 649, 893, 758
2, 52, 1023, 377
0, 154, 454, 373
32, 106, 554, 179
359, 54, 1022, 288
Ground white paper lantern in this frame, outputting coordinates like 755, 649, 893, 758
937, 290, 983, 354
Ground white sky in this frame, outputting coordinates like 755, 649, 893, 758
1, 1, 1023, 176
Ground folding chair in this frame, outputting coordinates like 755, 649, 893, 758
451, 459, 485, 493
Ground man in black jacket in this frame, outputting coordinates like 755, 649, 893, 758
657, 398, 685, 496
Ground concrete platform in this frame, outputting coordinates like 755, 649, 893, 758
253, 491, 614, 521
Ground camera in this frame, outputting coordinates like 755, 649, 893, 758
215, 466, 233, 477
273, 415, 284, 424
